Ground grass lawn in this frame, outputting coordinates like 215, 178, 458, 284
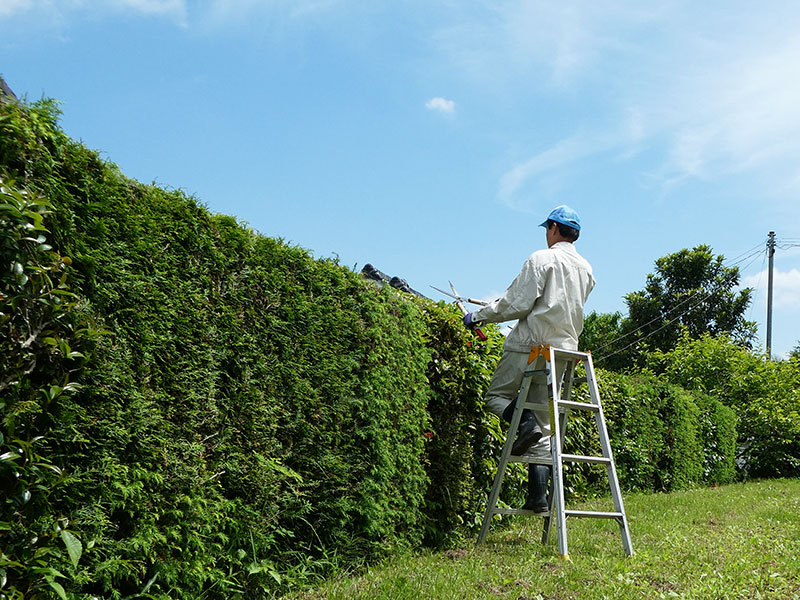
286, 478, 800, 600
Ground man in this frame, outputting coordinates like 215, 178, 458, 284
463, 205, 595, 512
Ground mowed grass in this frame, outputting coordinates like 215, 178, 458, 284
286, 478, 800, 600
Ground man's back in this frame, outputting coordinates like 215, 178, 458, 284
472, 241, 594, 352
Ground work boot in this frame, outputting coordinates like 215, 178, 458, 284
502, 403, 543, 456
522, 464, 551, 513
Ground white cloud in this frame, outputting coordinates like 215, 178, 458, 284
433, 1, 662, 91
497, 136, 583, 207
0, 0, 33, 18
116, 0, 186, 18
0, 0, 187, 23
742, 268, 800, 311
654, 35, 800, 188
204, 0, 342, 24
469, 3, 800, 209
425, 97, 455, 114
496, 131, 617, 211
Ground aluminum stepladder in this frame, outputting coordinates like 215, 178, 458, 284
476, 345, 633, 558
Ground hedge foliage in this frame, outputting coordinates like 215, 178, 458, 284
1, 100, 437, 598
650, 333, 800, 478
1, 98, 522, 598
0, 98, 752, 599
0, 174, 99, 600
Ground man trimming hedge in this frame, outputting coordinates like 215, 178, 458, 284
463, 205, 595, 511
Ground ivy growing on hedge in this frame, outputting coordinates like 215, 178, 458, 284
0, 97, 748, 599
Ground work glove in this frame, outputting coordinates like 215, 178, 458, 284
463, 312, 479, 329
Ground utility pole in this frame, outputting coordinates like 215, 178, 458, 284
766, 231, 776, 359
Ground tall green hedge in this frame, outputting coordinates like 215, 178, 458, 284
650, 333, 800, 478
0, 97, 744, 599
564, 369, 737, 497
1, 100, 438, 598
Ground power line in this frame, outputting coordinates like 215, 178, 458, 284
593, 242, 768, 361
745, 246, 769, 326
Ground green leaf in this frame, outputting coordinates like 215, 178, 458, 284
47, 578, 68, 600
40, 463, 63, 475
61, 530, 82, 568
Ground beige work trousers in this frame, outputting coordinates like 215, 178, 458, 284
484, 351, 567, 460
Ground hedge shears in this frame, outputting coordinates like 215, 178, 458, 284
431, 282, 488, 341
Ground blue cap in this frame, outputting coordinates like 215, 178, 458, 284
539, 205, 581, 231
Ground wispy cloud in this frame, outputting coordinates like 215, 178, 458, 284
425, 97, 455, 115
456, 2, 800, 210
497, 136, 586, 211
116, 0, 186, 19
496, 131, 620, 212
0, 0, 187, 24
743, 268, 800, 311
204, 0, 343, 25
0, 0, 32, 18
433, 2, 661, 91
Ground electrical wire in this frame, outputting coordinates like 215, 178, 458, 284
593, 241, 769, 362
744, 248, 768, 326
593, 243, 765, 353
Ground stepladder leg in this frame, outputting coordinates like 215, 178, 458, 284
477, 455, 509, 544
477, 363, 538, 544
548, 355, 570, 559
541, 458, 556, 545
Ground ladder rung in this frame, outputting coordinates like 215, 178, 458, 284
565, 510, 624, 519
523, 369, 548, 377
508, 456, 553, 465
494, 508, 551, 516
561, 454, 611, 465
572, 376, 587, 384
522, 401, 548, 410
557, 400, 598, 411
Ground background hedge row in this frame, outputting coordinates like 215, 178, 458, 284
0, 98, 771, 600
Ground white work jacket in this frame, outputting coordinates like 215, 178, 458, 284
472, 241, 595, 352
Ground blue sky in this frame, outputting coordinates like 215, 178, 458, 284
3, 1, 799, 358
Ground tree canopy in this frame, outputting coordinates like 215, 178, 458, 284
583, 246, 756, 370
625, 245, 755, 350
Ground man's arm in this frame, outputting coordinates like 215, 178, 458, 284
470, 258, 544, 325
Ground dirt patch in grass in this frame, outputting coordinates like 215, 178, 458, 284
441, 549, 470, 561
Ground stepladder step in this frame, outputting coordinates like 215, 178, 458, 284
494, 507, 551, 517
564, 509, 624, 519
560, 453, 611, 465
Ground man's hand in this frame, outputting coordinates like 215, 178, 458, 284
463, 312, 488, 341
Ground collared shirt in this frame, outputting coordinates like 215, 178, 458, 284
472, 241, 595, 352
